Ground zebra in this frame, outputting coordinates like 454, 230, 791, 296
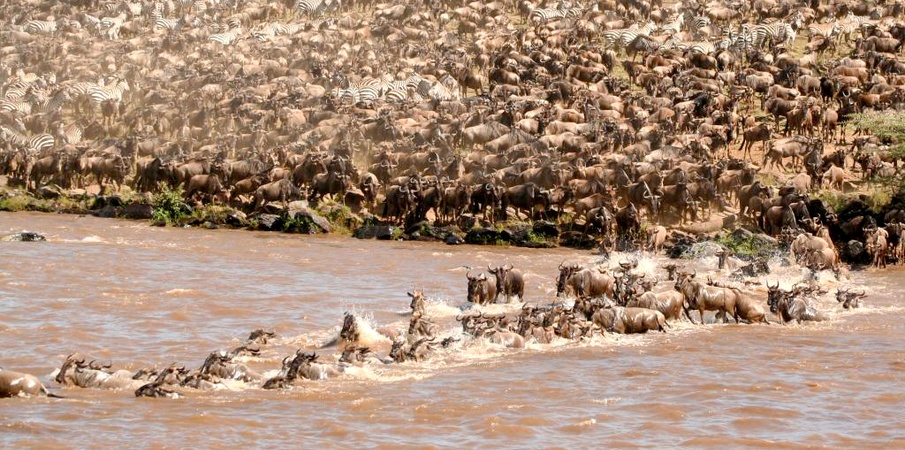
674, 40, 717, 54
837, 12, 873, 44
529, 6, 567, 25
0, 126, 55, 153
87, 79, 129, 105
22, 19, 58, 35
384, 86, 408, 102
209, 27, 243, 45
297, 0, 327, 16
744, 18, 797, 49
0, 99, 32, 115
807, 21, 839, 41
659, 14, 684, 35
99, 13, 127, 39
30, 88, 72, 115
55, 123, 83, 146
152, 11, 186, 32
682, 12, 712, 38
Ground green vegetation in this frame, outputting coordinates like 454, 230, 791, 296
0, 194, 32, 212
193, 204, 233, 223
151, 186, 192, 225
815, 189, 848, 214
316, 202, 359, 235
715, 233, 778, 257
850, 111, 905, 161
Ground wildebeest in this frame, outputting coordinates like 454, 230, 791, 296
591, 305, 667, 333
1, 367, 62, 398
766, 282, 826, 323
487, 264, 525, 303
835, 288, 866, 309
555, 263, 615, 299
674, 271, 739, 324
466, 270, 498, 305
55, 354, 144, 390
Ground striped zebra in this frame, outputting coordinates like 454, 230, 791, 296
22, 19, 58, 35
744, 18, 797, 49
209, 27, 242, 45
604, 22, 658, 49
99, 13, 127, 39
384, 85, 408, 102
87, 79, 129, 104
151, 8, 186, 32
0, 99, 32, 115
3, 81, 33, 101
658, 14, 684, 35
30, 88, 71, 115
682, 12, 711, 37
0, 126, 55, 153
55, 123, 82, 146
837, 12, 873, 43
674, 40, 717, 54
807, 21, 839, 41
297, 0, 327, 15
529, 5, 568, 25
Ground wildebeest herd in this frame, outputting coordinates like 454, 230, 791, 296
1, 256, 868, 399
1, 0, 905, 264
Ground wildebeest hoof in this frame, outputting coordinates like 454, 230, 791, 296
2, 232, 46, 242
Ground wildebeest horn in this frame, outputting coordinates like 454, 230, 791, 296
479, 273, 486, 280
466, 270, 475, 280
504, 264, 513, 271
488, 263, 495, 272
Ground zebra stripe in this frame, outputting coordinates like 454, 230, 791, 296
0, 100, 32, 114
23, 20, 57, 35
297, 0, 326, 15
209, 28, 242, 45
87, 80, 129, 104
659, 14, 684, 35
0, 126, 55, 153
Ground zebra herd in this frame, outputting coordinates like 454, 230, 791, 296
329, 73, 461, 105
524, 1, 875, 57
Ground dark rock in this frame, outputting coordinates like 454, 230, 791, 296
444, 233, 465, 245
35, 185, 62, 200
225, 210, 249, 228
91, 205, 120, 218
559, 231, 597, 249
121, 203, 153, 220
730, 227, 753, 241
91, 195, 124, 210
288, 206, 332, 233
353, 225, 398, 240
844, 240, 867, 263
457, 214, 477, 232
750, 233, 778, 248
261, 203, 287, 215
201, 221, 218, 230
2, 232, 47, 242
532, 220, 560, 238
254, 214, 283, 231
465, 227, 508, 245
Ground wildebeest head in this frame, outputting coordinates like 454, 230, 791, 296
766, 281, 788, 313
55, 353, 86, 385
465, 270, 492, 304
407, 290, 426, 315
247, 329, 276, 345
555, 262, 581, 297
339, 312, 358, 342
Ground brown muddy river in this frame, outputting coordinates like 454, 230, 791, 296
1, 212, 904, 448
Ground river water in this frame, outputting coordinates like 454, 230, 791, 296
1, 212, 903, 448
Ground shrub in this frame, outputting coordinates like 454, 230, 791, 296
151, 187, 192, 225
